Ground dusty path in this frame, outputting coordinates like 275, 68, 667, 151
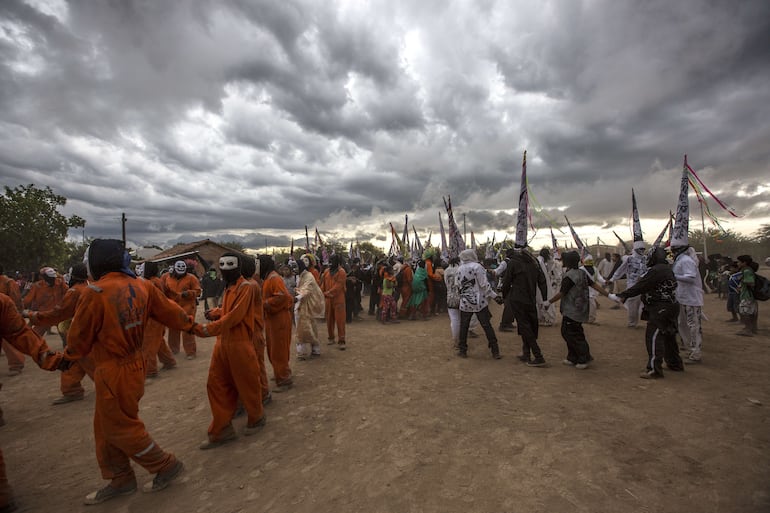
1, 290, 768, 513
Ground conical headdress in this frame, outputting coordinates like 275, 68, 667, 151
514, 151, 528, 248
671, 156, 690, 247
631, 188, 645, 250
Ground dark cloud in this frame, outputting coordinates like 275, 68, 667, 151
1, 0, 768, 252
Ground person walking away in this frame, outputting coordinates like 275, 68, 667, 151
501, 246, 548, 366
321, 254, 347, 350
163, 261, 201, 359
545, 251, 610, 370
736, 255, 759, 337
536, 248, 558, 326
456, 249, 501, 359
193, 253, 266, 449
444, 257, 462, 349
397, 257, 414, 319
612, 246, 683, 378
65, 239, 195, 504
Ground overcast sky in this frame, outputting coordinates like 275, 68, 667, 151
1, 0, 769, 253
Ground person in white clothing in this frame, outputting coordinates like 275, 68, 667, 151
672, 246, 704, 362
609, 243, 647, 327
455, 249, 500, 359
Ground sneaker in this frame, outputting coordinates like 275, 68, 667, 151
516, 354, 531, 363
491, 352, 502, 360
262, 393, 273, 406
639, 370, 663, 379
338, 341, 346, 351
456, 350, 467, 358
562, 359, 575, 366
575, 363, 589, 370
736, 330, 754, 337
6, 369, 22, 377
498, 325, 514, 332
142, 460, 184, 493
161, 363, 177, 371
685, 357, 702, 364
327, 338, 336, 345
232, 405, 246, 419
185, 354, 195, 360
243, 416, 266, 436
52, 395, 84, 405
199, 432, 237, 450
527, 357, 547, 367
725, 318, 739, 322
84, 482, 137, 505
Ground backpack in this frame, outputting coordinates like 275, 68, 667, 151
753, 273, 770, 301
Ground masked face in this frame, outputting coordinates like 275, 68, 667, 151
219, 255, 240, 285
301, 255, 310, 268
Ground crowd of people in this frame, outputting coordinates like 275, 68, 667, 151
0, 238, 765, 511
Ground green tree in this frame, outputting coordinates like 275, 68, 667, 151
0, 184, 85, 272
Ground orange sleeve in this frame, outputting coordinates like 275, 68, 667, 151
0, 295, 59, 370
22, 283, 38, 308
1, 277, 22, 311
147, 280, 196, 331
203, 281, 253, 336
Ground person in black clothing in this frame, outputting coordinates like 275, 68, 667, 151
200, 268, 223, 310
367, 259, 385, 317
496, 249, 516, 331
345, 259, 365, 322
500, 246, 548, 366
613, 246, 683, 379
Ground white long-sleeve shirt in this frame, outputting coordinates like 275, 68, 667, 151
672, 250, 704, 306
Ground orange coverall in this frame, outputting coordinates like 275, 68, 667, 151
425, 259, 442, 313
197, 276, 264, 442
262, 271, 293, 386
163, 273, 201, 356
321, 267, 347, 343
0, 276, 25, 372
247, 277, 269, 399
310, 267, 321, 285
143, 276, 177, 376
66, 273, 195, 488
398, 264, 414, 318
28, 282, 95, 398
23, 277, 68, 335
0, 294, 63, 511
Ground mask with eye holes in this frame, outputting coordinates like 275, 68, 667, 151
219, 253, 241, 286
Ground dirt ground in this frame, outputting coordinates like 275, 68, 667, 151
1, 283, 769, 513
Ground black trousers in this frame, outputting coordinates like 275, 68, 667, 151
500, 301, 514, 328
561, 316, 591, 364
368, 287, 380, 315
646, 302, 682, 373
510, 300, 543, 359
459, 307, 498, 354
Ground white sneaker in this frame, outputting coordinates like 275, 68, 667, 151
562, 359, 575, 366
575, 363, 589, 370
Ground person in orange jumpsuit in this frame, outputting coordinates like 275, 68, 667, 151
0, 265, 26, 378
140, 261, 177, 377
22, 267, 68, 335
321, 254, 347, 350
241, 256, 271, 404
258, 255, 294, 391
193, 253, 266, 449
424, 250, 442, 315
24, 264, 96, 405
0, 293, 67, 513
396, 258, 414, 319
66, 239, 195, 505
162, 261, 201, 359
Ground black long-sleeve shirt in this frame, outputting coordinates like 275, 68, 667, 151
618, 263, 677, 305
501, 252, 547, 304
